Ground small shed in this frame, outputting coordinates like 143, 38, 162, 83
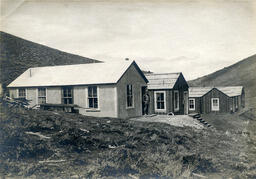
189, 86, 245, 114
145, 73, 189, 115
7, 60, 148, 119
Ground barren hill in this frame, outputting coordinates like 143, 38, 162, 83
0, 31, 100, 91
189, 54, 256, 108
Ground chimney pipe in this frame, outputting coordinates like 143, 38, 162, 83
30, 69, 32, 77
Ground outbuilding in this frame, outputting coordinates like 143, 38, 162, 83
145, 73, 189, 115
189, 86, 245, 114
7, 60, 148, 119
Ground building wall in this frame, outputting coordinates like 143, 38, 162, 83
149, 88, 189, 115
201, 88, 230, 113
117, 64, 147, 119
47, 87, 62, 104
149, 89, 173, 114
188, 97, 201, 114
77, 85, 118, 118
73, 86, 87, 108
27, 88, 37, 107
167, 90, 173, 114
9, 88, 18, 98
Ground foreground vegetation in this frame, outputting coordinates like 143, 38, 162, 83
0, 101, 256, 178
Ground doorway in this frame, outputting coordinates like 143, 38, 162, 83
184, 91, 188, 115
141, 86, 147, 115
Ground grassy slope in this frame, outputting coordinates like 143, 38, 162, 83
0, 31, 100, 90
188, 54, 256, 108
1, 103, 256, 178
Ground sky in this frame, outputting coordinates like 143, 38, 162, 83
1, 0, 256, 80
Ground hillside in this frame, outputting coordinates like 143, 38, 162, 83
0, 31, 100, 91
1, 100, 256, 178
189, 54, 256, 108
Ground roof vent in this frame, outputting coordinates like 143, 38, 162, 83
29, 69, 32, 77
125, 58, 129, 61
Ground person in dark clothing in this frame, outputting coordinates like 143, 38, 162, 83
143, 89, 150, 115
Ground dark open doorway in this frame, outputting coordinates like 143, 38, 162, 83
141, 86, 147, 115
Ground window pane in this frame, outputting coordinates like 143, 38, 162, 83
38, 88, 46, 97
68, 89, 72, 97
160, 102, 164, 109
126, 85, 133, 107
19, 89, 26, 98
88, 86, 98, 108
157, 102, 160, 109
160, 93, 164, 100
88, 87, 92, 97
93, 87, 97, 97
39, 97, 46, 104
63, 89, 67, 97
213, 100, 218, 106
156, 92, 165, 109
94, 98, 98, 108
89, 98, 93, 108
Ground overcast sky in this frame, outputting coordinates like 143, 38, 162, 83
1, 0, 256, 80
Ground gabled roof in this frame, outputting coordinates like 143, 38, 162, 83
7, 60, 148, 87
217, 86, 244, 97
189, 86, 244, 98
145, 73, 181, 90
189, 87, 213, 97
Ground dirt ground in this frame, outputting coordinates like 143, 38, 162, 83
131, 115, 204, 129
0, 102, 256, 178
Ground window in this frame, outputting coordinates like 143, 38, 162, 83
189, 98, 195, 110
174, 91, 179, 111
156, 92, 165, 109
88, 86, 98, 108
38, 88, 46, 104
211, 98, 219, 111
62, 87, 73, 104
126, 84, 133, 107
18, 88, 26, 98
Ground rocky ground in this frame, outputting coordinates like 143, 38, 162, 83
0, 102, 256, 178
131, 115, 204, 129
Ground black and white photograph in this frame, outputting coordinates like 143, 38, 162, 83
0, 0, 256, 178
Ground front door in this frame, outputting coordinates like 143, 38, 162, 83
184, 91, 188, 115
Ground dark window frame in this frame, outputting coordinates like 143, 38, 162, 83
126, 84, 133, 108
62, 86, 73, 104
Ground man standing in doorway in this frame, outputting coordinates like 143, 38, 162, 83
143, 89, 150, 115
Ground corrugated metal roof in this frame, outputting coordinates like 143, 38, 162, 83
7, 60, 141, 87
145, 73, 181, 90
189, 86, 243, 97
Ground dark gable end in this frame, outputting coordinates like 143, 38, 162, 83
202, 87, 229, 98
116, 61, 148, 84
173, 73, 189, 90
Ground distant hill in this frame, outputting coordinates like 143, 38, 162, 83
189, 54, 256, 108
0, 31, 100, 92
